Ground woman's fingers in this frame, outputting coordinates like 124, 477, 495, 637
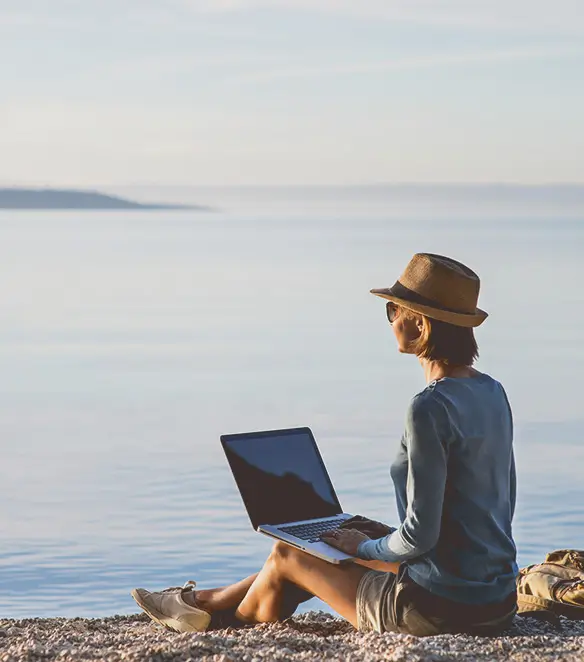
321, 529, 343, 549
339, 515, 368, 529
322, 528, 371, 555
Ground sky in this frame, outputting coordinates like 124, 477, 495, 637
0, 0, 583, 186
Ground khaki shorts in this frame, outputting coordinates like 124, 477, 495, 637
356, 565, 517, 636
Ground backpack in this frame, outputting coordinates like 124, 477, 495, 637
517, 549, 584, 620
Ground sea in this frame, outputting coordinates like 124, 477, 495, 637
1, 185, 583, 618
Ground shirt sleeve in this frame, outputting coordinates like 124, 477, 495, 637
357, 392, 449, 563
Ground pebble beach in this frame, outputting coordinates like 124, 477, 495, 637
2, 611, 584, 662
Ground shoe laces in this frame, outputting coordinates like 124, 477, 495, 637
161, 580, 197, 594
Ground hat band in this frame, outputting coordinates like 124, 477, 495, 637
389, 280, 476, 316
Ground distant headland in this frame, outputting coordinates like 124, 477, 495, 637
0, 188, 207, 210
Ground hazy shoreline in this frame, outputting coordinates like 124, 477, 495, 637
1, 611, 584, 661
0, 188, 206, 210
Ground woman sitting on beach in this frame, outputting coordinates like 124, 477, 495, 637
132, 253, 518, 636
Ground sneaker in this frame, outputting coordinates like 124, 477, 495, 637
131, 580, 211, 633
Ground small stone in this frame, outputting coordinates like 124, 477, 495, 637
0, 611, 582, 661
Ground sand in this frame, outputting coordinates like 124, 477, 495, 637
2, 611, 584, 661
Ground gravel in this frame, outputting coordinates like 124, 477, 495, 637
1, 611, 584, 661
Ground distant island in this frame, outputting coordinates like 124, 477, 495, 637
0, 188, 207, 210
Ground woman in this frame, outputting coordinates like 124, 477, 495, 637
131, 253, 518, 636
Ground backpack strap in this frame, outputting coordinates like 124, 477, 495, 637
518, 592, 584, 620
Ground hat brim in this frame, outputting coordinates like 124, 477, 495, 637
370, 288, 488, 328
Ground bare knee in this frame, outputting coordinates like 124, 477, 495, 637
270, 541, 294, 562
269, 541, 305, 570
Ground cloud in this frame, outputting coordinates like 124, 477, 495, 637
178, 0, 584, 34
231, 46, 582, 84
0, 1, 581, 34
0, 9, 78, 29
100, 53, 258, 78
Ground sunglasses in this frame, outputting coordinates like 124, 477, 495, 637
386, 301, 399, 324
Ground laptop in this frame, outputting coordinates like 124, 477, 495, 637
221, 427, 354, 564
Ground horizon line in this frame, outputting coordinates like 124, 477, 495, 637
2, 182, 584, 190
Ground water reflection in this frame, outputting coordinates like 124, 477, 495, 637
1, 205, 584, 617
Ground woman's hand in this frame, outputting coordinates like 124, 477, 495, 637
321, 528, 370, 555
339, 515, 396, 539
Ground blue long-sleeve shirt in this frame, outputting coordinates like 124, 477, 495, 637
357, 373, 518, 604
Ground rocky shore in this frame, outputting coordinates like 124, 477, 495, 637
1, 611, 584, 661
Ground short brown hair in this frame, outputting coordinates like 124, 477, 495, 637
405, 310, 479, 366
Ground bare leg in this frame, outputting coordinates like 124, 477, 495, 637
183, 546, 398, 627
188, 574, 259, 612
185, 557, 398, 614
236, 542, 371, 628
183, 570, 313, 623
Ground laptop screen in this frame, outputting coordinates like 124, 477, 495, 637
221, 428, 342, 529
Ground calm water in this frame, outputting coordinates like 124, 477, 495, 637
1, 187, 584, 618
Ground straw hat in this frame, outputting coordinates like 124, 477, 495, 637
370, 253, 488, 327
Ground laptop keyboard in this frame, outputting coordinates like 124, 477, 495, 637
279, 518, 347, 543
